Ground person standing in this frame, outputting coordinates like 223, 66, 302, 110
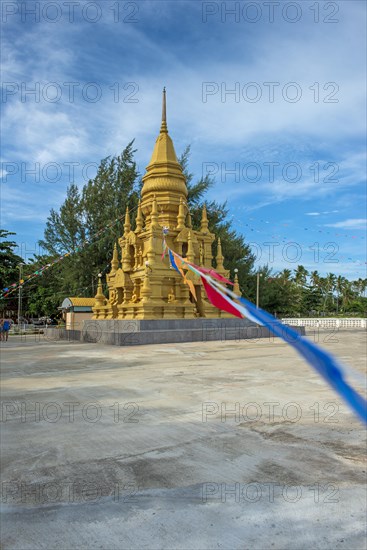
2, 318, 11, 342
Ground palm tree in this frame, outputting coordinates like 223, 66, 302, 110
293, 265, 309, 288
318, 276, 328, 314
278, 268, 292, 285
335, 275, 348, 312
353, 278, 367, 298
310, 270, 320, 288
326, 273, 336, 293
341, 279, 357, 310
292, 265, 309, 315
323, 272, 337, 312
334, 276, 357, 312
272, 269, 295, 315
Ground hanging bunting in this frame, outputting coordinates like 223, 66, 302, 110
168, 249, 196, 300
172, 252, 197, 300
1, 206, 140, 299
231, 210, 365, 241
189, 263, 233, 286
201, 277, 242, 319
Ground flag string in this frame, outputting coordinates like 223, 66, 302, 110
162, 238, 367, 425
1, 203, 141, 299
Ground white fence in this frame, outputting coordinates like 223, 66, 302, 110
282, 318, 367, 329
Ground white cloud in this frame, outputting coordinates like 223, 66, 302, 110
306, 210, 339, 216
325, 219, 367, 230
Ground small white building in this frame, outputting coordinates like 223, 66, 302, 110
60, 297, 95, 330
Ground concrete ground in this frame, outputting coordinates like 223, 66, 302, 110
0, 330, 366, 550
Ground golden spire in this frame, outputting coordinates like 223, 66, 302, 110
186, 211, 192, 229
135, 200, 144, 232
177, 197, 186, 230
110, 243, 119, 273
122, 243, 131, 272
233, 271, 241, 295
124, 206, 131, 234
216, 237, 224, 271
187, 231, 195, 263
141, 88, 187, 199
94, 274, 106, 306
200, 204, 209, 233
147, 234, 156, 265
160, 86, 168, 133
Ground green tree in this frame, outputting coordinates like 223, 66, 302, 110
0, 229, 24, 314
322, 273, 337, 313
41, 184, 85, 255
292, 265, 309, 314
340, 278, 357, 311
352, 278, 367, 298
303, 284, 323, 314
250, 267, 297, 316
39, 142, 140, 299
310, 270, 320, 288
247, 266, 280, 314
22, 254, 72, 317
82, 143, 140, 243
293, 265, 309, 288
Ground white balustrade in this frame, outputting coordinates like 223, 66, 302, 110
282, 318, 366, 329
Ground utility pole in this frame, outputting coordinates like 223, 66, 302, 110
17, 262, 25, 331
256, 272, 262, 308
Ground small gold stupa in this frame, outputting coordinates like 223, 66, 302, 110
92, 89, 233, 320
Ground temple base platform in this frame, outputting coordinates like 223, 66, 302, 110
47, 318, 305, 346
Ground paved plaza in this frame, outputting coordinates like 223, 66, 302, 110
1, 330, 366, 549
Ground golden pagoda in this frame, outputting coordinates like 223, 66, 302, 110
92, 89, 234, 320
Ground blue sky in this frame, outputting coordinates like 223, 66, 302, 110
1, 0, 366, 278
